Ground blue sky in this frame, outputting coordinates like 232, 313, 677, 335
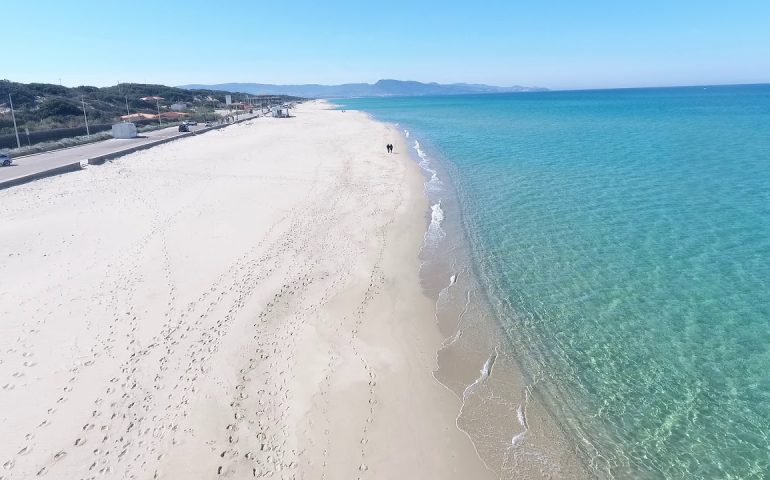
4, 0, 770, 90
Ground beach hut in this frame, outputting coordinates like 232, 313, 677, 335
112, 122, 137, 139
271, 106, 290, 118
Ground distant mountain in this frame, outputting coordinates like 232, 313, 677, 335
178, 79, 547, 98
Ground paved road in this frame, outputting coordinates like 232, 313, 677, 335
0, 124, 210, 185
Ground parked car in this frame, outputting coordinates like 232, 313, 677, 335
186, 120, 198, 126
0, 153, 11, 167
178, 124, 189, 132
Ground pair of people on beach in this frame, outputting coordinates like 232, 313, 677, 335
386, 143, 394, 153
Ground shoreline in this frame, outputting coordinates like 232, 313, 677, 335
359, 114, 595, 478
0, 101, 492, 479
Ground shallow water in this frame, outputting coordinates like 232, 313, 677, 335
336, 86, 770, 479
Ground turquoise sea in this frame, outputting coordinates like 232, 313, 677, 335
335, 85, 770, 479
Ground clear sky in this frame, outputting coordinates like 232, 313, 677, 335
4, 0, 770, 90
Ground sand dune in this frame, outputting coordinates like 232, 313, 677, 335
0, 101, 492, 479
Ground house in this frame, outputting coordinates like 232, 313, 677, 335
120, 113, 156, 121
228, 102, 248, 111
158, 112, 190, 120
119, 112, 189, 121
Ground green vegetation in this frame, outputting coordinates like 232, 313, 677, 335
8, 131, 113, 157
0, 80, 302, 139
39, 98, 84, 117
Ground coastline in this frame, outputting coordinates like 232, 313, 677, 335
0, 101, 492, 479
374, 119, 595, 478
332, 85, 770, 479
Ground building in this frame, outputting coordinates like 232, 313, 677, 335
120, 113, 156, 121
227, 102, 249, 111
271, 106, 290, 118
158, 112, 190, 120
112, 122, 137, 138
119, 112, 189, 121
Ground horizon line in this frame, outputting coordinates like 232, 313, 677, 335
5, 77, 770, 94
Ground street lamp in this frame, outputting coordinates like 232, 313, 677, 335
82, 96, 91, 138
8, 94, 21, 149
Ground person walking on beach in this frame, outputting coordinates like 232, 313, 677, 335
386, 143, 393, 153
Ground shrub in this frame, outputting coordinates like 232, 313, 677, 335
38, 98, 83, 117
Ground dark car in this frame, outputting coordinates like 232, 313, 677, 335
0, 153, 11, 167
178, 124, 189, 133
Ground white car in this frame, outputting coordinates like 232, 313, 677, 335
0, 153, 11, 167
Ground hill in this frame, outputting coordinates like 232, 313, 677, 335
0, 80, 302, 138
178, 79, 547, 98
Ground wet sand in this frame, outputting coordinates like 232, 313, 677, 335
414, 133, 592, 480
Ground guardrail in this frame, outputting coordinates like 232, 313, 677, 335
0, 161, 84, 190
88, 116, 252, 165
0, 114, 260, 190
87, 132, 195, 165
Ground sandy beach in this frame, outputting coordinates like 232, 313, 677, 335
0, 101, 494, 479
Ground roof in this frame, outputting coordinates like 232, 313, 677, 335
158, 112, 190, 119
119, 112, 190, 120
120, 113, 156, 120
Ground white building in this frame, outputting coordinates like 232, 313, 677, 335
112, 122, 137, 139
271, 106, 290, 118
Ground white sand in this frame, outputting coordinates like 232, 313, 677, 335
0, 101, 494, 479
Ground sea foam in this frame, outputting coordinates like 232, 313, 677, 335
414, 140, 443, 192
424, 201, 446, 246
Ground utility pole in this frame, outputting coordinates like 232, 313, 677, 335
8, 94, 21, 149
82, 96, 90, 138
157, 99, 162, 126
125, 96, 130, 118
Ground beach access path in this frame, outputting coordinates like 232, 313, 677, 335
0, 116, 257, 190
0, 101, 493, 480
